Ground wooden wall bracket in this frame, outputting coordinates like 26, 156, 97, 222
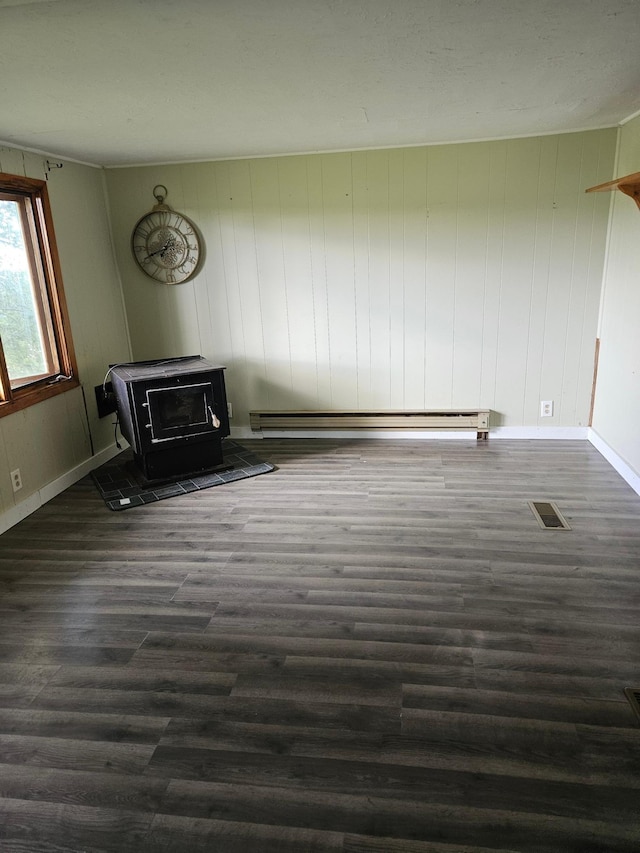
586, 171, 640, 210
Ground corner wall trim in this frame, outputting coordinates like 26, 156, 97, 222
588, 428, 640, 496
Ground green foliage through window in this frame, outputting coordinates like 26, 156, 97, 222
0, 199, 48, 381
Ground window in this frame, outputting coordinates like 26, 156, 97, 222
0, 172, 78, 417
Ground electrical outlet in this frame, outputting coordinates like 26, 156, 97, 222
10, 468, 22, 492
227, 402, 233, 419
540, 400, 554, 417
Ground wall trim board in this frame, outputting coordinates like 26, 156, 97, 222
588, 428, 640, 497
0, 491, 42, 537
489, 427, 589, 440
0, 442, 125, 535
230, 427, 260, 440
0, 139, 100, 169
103, 125, 619, 170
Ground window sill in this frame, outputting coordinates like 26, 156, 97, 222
0, 375, 80, 419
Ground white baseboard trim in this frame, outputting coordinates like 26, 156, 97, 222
0, 442, 125, 535
239, 426, 589, 441
0, 492, 42, 537
489, 427, 589, 440
588, 429, 640, 497
230, 426, 261, 440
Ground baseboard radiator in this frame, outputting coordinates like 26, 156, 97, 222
250, 409, 490, 439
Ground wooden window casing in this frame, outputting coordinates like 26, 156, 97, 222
0, 172, 79, 417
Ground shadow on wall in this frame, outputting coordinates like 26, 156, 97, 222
224, 360, 330, 426
250, 377, 328, 411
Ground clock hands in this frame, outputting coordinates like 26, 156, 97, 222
144, 240, 171, 262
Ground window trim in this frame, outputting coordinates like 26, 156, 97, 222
0, 171, 79, 418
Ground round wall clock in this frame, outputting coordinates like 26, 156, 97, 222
131, 185, 201, 284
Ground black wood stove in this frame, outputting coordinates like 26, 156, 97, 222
109, 356, 230, 483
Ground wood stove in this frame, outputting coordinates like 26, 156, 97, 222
109, 356, 230, 483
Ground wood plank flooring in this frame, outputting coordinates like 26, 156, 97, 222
0, 438, 639, 852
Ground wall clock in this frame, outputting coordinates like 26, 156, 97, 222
131, 185, 201, 284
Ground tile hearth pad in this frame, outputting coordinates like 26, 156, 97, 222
91, 439, 274, 510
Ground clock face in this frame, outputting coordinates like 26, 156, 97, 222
131, 208, 201, 283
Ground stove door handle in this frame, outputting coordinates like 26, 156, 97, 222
208, 406, 221, 429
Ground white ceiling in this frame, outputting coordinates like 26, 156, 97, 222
1, 0, 639, 167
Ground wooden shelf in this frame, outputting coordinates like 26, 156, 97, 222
586, 171, 640, 210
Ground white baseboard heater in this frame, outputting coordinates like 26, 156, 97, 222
250, 409, 491, 439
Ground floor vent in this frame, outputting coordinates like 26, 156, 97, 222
624, 688, 640, 724
528, 501, 571, 530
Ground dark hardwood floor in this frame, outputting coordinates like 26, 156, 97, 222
0, 437, 639, 852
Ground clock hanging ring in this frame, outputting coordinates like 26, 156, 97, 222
131, 185, 202, 284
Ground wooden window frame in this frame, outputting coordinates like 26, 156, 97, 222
0, 172, 79, 418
